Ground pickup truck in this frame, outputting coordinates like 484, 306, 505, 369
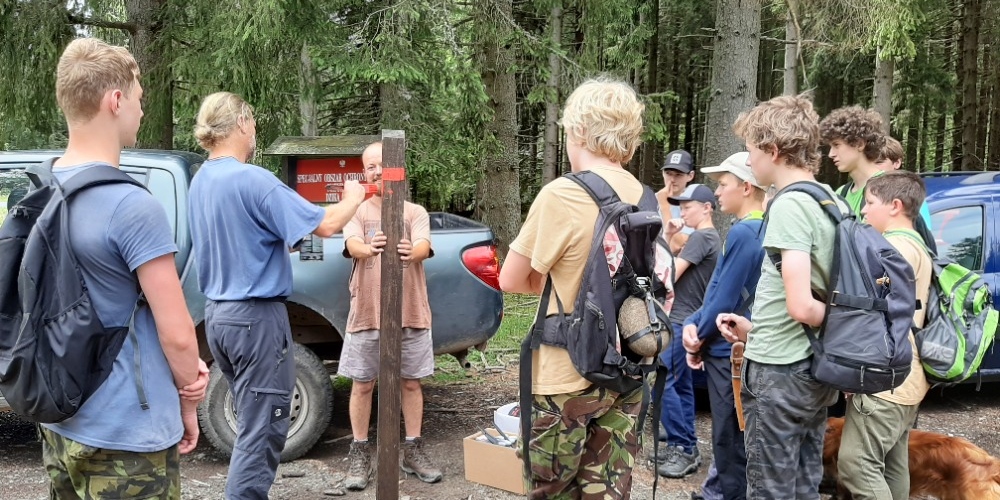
922, 171, 1000, 383
0, 150, 504, 461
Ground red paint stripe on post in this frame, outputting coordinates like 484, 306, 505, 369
382, 167, 406, 181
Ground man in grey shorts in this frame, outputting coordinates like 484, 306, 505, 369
340, 141, 442, 491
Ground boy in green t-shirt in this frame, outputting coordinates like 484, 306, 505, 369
732, 95, 845, 500
819, 106, 886, 216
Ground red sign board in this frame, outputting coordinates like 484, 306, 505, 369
293, 157, 365, 203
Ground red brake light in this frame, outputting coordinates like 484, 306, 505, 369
462, 245, 501, 291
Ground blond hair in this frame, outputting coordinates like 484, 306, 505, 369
194, 92, 254, 150
733, 95, 821, 173
561, 78, 645, 164
56, 38, 139, 124
880, 136, 904, 163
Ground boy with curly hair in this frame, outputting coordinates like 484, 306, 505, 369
819, 105, 886, 216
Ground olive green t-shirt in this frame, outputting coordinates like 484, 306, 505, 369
746, 184, 848, 364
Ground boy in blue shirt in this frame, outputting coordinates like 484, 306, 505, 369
682, 152, 766, 500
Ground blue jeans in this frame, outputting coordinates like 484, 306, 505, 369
658, 322, 697, 453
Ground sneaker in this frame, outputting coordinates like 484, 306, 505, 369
656, 445, 701, 478
344, 440, 373, 491
401, 437, 443, 483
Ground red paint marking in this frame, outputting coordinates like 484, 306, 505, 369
382, 168, 406, 181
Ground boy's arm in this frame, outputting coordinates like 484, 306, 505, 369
499, 250, 545, 294
139, 254, 199, 388
693, 228, 762, 341
781, 249, 826, 327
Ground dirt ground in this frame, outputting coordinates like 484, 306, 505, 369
1, 368, 999, 500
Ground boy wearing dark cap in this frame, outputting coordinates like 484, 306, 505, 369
657, 149, 696, 254
656, 183, 721, 479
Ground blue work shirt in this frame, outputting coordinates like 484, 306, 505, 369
189, 157, 325, 301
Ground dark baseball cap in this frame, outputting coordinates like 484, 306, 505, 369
662, 149, 694, 173
668, 184, 716, 208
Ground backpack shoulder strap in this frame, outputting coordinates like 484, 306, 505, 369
59, 164, 147, 198
25, 158, 58, 189
564, 170, 622, 207
772, 181, 844, 224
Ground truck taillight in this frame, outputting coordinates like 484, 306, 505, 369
462, 245, 501, 291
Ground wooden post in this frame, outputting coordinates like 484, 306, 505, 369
376, 130, 406, 499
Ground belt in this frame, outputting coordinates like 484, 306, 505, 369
730, 341, 746, 431
213, 296, 288, 304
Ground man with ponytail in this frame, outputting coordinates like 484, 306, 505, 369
188, 92, 366, 499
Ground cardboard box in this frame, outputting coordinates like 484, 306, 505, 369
463, 428, 527, 495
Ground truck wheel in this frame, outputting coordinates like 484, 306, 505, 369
197, 343, 333, 462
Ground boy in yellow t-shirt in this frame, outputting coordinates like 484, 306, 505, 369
839, 171, 932, 500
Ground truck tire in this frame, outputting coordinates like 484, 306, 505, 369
197, 342, 333, 462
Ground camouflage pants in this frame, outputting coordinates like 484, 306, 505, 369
742, 359, 838, 500
40, 427, 180, 500
525, 384, 643, 500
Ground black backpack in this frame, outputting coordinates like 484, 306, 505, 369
519, 171, 672, 487
767, 181, 916, 394
0, 160, 149, 423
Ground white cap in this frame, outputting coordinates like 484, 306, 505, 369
700, 152, 763, 189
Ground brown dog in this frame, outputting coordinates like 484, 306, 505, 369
823, 416, 1000, 500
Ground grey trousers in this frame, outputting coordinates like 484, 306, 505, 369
206, 299, 295, 500
742, 358, 838, 500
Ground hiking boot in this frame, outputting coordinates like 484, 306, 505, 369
647, 441, 671, 464
344, 440, 373, 491
656, 445, 701, 478
401, 437, 443, 483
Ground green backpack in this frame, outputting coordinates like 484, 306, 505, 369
889, 229, 1000, 385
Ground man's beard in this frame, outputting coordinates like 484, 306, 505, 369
246, 136, 257, 163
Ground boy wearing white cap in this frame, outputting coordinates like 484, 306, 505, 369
681, 152, 767, 500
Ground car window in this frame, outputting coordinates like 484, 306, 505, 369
931, 205, 985, 271
0, 168, 31, 220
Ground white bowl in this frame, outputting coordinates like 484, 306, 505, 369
494, 402, 521, 436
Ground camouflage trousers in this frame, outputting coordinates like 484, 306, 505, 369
40, 427, 180, 500
524, 384, 643, 500
742, 359, 838, 500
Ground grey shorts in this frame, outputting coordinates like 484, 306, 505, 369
337, 328, 435, 381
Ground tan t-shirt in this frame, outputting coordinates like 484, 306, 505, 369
343, 200, 432, 333
509, 166, 644, 395
876, 232, 932, 405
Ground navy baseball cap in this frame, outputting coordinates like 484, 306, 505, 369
668, 184, 716, 208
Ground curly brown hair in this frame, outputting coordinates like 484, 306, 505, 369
733, 95, 822, 173
819, 106, 886, 162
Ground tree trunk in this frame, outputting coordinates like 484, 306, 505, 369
783, 3, 798, 95
542, 2, 562, 185
989, 41, 1000, 169
126, 0, 172, 149
703, 0, 761, 169
977, 44, 991, 166
474, 0, 520, 257
299, 43, 318, 136
873, 46, 893, 132
639, 0, 660, 186
703, 0, 760, 233
906, 91, 919, 168
919, 91, 930, 172
960, 0, 982, 171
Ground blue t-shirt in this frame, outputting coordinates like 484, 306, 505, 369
42, 163, 182, 453
189, 157, 325, 301
684, 215, 766, 357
